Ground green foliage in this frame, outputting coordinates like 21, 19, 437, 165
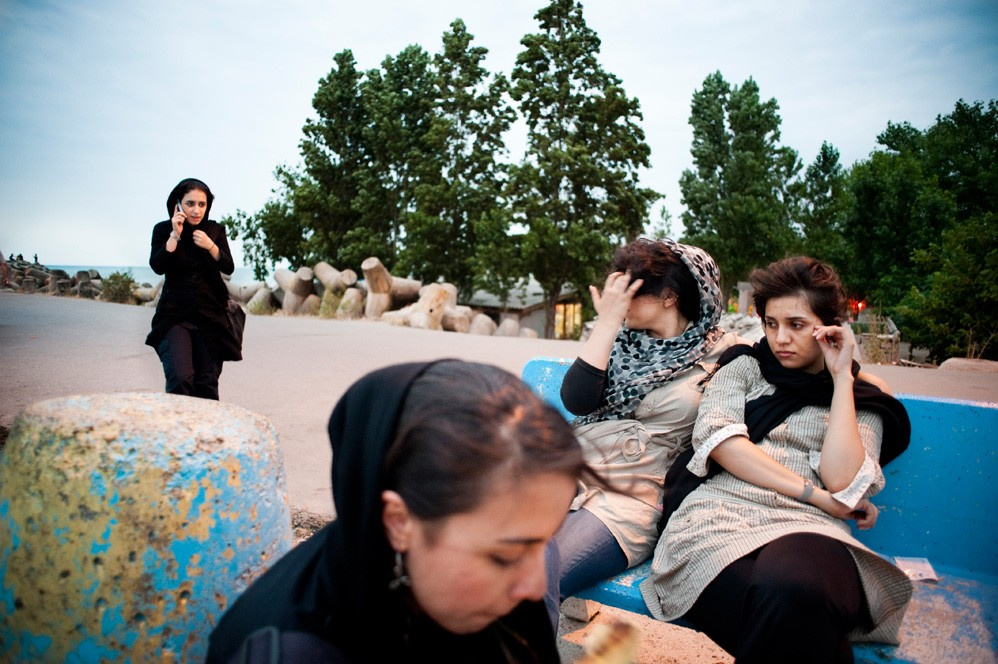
893, 213, 998, 361
509, 0, 659, 336
679, 71, 801, 295
794, 142, 852, 271
841, 99, 997, 359
101, 270, 136, 304
397, 20, 515, 298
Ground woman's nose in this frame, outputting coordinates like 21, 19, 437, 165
510, 550, 548, 602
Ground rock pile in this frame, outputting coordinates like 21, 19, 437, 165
3, 256, 541, 338
0, 258, 128, 300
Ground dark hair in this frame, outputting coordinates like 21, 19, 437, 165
166, 178, 214, 220
609, 238, 700, 323
750, 256, 847, 325
383, 361, 593, 525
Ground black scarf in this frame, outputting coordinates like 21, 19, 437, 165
207, 361, 559, 663
659, 339, 911, 532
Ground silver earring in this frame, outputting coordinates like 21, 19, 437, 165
389, 550, 411, 590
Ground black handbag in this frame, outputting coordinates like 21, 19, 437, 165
224, 298, 246, 360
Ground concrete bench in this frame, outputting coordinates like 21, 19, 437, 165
522, 357, 998, 663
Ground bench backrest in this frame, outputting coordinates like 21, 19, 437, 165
521, 357, 998, 576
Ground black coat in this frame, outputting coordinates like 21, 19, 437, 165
145, 218, 240, 361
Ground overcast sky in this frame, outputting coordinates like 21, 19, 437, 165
1, 0, 995, 268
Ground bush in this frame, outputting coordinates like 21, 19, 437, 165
102, 270, 137, 304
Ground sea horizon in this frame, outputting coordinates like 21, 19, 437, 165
47, 265, 265, 287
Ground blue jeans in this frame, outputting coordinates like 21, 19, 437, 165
544, 507, 628, 630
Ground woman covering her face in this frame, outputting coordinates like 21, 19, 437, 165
207, 360, 598, 663
145, 178, 238, 400
545, 238, 743, 625
641, 256, 913, 662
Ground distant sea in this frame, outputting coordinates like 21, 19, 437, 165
48, 265, 263, 287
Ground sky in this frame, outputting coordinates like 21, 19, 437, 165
1, 0, 996, 269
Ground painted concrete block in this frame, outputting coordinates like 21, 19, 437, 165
0, 392, 292, 663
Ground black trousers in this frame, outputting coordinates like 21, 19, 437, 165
684, 532, 865, 664
158, 322, 222, 400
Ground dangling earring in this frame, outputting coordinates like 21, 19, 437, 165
389, 550, 411, 590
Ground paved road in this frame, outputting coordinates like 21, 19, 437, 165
3, 292, 996, 662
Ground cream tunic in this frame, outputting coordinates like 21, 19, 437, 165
570, 332, 741, 566
638, 355, 913, 644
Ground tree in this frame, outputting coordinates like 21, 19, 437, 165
795, 142, 852, 273
894, 214, 998, 361
222, 49, 384, 275
862, 99, 998, 360
509, 0, 659, 337
397, 20, 515, 298
679, 71, 801, 295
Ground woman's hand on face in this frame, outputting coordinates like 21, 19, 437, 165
590, 271, 643, 326
192, 230, 214, 251
813, 324, 857, 377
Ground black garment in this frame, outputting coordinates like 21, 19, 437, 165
206, 361, 561, 664
659, 338, 911, 532
560, 357, 608, 415
157, 322, 222, 399
145, 217, 239, 363
684, 533, 865, 664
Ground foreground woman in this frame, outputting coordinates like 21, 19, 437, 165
641, 256, 913, 662
207, 360, 600, 663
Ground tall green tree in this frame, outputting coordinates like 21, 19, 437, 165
509, 0, 659, 337
397, 20, 515, 297
795, 141, 852, 272
679, 71, 801, 295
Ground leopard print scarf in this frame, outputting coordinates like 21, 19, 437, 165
574, 239, 725, 425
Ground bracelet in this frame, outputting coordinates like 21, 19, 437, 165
799, 478, 815, 502
169, 232, 181, 242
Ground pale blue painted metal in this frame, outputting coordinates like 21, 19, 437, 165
521, 357, 998, 663
0, 392, 293, 663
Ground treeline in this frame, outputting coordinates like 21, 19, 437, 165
224, 0, 996, 359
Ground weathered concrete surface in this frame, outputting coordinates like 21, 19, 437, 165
0, 391, 291, 663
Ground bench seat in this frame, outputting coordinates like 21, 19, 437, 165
521, 357, 998, 663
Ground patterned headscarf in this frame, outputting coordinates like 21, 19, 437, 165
574, 238, 725, 425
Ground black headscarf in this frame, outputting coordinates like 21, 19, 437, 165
206, 361, 559, 663
660, 339, 911, 531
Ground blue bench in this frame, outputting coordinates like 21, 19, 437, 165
522, 357, 998, 663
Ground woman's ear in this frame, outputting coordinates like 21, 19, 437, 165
381, 490, 414, 551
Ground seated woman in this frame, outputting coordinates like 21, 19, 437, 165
207, 360, 602, 663
545, 238, 742, 623
640, 256, 913, 662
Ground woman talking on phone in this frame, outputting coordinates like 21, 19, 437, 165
146, 178, 238, 400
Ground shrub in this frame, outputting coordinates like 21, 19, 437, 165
102, 270, 137, 304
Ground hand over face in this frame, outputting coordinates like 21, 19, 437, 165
590, 271, 643, 326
